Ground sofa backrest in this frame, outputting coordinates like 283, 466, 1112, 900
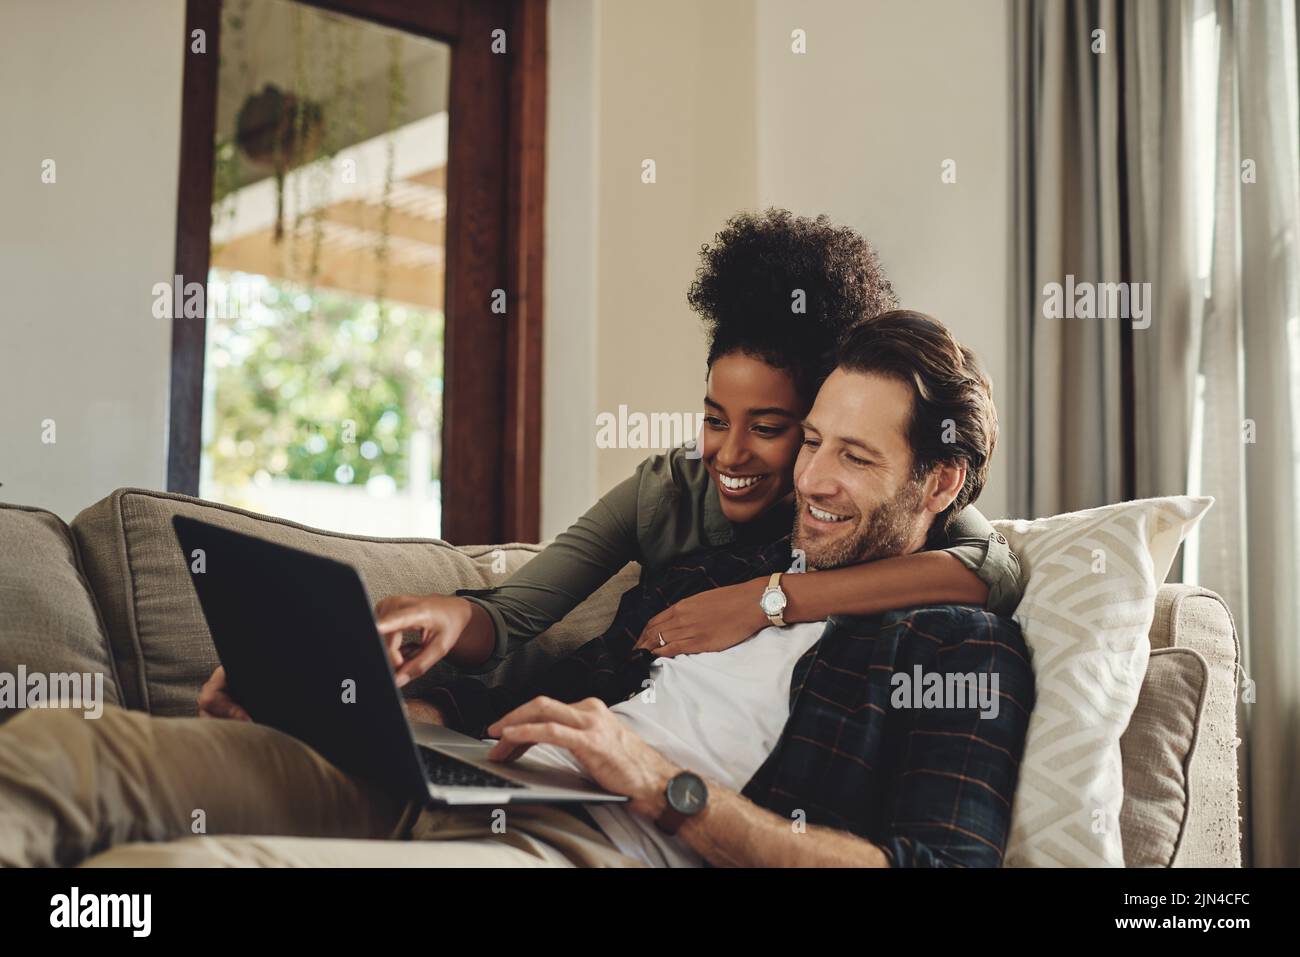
67, 488, 637, 717
0, 503, 123, 720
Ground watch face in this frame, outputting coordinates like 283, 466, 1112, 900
761, 590, 787, 615
666, 772, 708, 816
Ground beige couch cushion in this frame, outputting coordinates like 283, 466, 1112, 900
0, 503, 122, 721
70, 489, 635, 717
1119, 647, 1209, 866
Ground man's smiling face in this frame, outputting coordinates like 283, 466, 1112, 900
792, 368, 938, 569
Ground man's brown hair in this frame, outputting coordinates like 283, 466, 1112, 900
834, 310, 998, 538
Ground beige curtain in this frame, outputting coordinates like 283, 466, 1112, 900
1012, 0, 1129, 518
1126, 3, 1202, 505
1014, 0, 1300, 866
1013, 0, 1200, 520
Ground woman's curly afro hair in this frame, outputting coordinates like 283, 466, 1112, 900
688, 208, 896, 402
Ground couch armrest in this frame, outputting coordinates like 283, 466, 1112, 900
1148, 584, 1242, 867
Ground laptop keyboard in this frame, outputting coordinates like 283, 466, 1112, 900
418, 746, 525, 790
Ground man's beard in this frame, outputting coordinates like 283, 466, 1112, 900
793, 479, 928, 570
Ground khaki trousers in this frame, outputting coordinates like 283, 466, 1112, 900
0, 706, 641, 868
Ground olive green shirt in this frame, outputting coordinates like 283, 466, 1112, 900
460, 447, 1022, 661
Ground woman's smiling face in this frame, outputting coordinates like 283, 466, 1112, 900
700, 351, 810, 524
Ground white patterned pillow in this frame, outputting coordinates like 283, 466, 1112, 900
991, 496, 1213, 867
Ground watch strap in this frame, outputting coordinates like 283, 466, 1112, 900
655, 805, 688, 835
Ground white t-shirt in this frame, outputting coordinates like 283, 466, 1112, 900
519, 620, 827, 867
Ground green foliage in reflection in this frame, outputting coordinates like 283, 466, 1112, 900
205, 270, 443, 491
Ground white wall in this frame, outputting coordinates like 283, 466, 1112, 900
542, 0, 761, 536
0, 0, 185, 520
753, 0, 1014, 518
542, 0, 601, 537
543, 0, 1013, 531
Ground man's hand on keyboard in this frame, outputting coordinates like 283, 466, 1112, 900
485, 696, 679, 819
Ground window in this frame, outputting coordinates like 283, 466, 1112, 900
1181, 1, 1300, 582
1182, 0, 1220, 584
200, 1, 449, 536
169, 0, 546, 544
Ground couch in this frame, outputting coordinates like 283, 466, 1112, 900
0, 488, 1243, 866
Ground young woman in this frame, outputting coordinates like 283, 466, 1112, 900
199, 209, 1021, 720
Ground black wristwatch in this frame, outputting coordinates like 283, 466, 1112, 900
655, 771, 708, 835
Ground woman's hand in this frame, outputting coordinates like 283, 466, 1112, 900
633, 577, 769, 658
374, 594, 475, 686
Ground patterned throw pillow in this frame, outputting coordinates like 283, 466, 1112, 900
991, 496, 1213, 867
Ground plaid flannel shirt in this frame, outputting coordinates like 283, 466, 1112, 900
425, 533, 1034, 867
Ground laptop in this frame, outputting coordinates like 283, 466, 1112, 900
172, 515, 626, 809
